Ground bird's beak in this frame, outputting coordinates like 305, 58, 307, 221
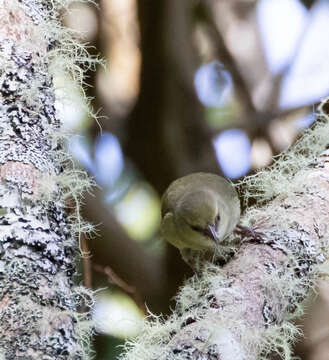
206, 224, 219, 243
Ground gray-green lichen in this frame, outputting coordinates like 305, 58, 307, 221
0, 0, 98, 358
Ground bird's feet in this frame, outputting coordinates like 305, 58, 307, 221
235, 224, 265, 243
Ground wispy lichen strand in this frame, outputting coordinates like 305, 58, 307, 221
0, 0, 95, 358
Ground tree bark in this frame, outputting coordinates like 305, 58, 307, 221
0, 1, 92, 358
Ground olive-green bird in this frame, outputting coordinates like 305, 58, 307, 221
160, 172, 240, 267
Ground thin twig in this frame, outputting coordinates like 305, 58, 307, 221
93, 263, 147, 314
204, 10, 256, 114
81, 236, 93, 289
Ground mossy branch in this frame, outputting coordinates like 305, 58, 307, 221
121, 101, 329, 360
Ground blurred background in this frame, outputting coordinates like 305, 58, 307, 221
58, 0, 329, 358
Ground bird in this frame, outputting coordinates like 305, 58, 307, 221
160, 172, 241, 269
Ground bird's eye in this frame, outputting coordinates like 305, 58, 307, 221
191, 225, 203, 233
215, 213, 220, 226
190, 224, 215, 240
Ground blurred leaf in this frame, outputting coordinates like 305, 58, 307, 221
95, 132, 124, 187
94, 290, 144, 339
114, 182, 161, 242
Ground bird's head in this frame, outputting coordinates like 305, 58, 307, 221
175, 189, 221, 248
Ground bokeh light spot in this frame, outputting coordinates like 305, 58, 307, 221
213, 129, 251, 179
194, 61, 233, 107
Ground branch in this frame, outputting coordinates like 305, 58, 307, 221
93, 263, 146, 314
201, 3, 256, 114
82, 188, 169, 313
120, 101, 329, 359
124, 0, 220, 195
205, 0, 269, 110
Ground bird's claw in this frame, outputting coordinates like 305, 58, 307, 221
235, 224, 265, 243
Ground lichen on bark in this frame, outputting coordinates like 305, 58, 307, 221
0, 0, 95, 358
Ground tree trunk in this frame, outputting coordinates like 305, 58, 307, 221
0, 1, 93, 358
124, 0, 220, 195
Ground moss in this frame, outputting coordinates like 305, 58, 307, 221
238, 103, 329, 208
